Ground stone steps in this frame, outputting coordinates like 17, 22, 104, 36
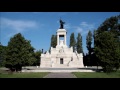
40, 60, 52, 67
52, 64, 68, 68
69, 61, 84, 67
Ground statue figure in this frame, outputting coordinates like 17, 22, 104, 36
59, 19, 65, 29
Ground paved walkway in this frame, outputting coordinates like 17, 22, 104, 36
43, 72, 77, 78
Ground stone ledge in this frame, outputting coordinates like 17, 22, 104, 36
22, 70, 95, 72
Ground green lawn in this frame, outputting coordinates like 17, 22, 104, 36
0, 70, 49, 78
72, 71, 120, 78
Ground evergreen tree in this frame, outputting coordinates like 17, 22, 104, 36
93, 30, 99, 67
97, 15, 120, 35
93, 30, 97, 47
34, 50, 41, 66
50, 35, 57, 48
51, 35, 54, 48
86, 30, 92, 55
95, 15, 120, 73
5, 33, 36, 72
69, 33, 76, 52
0, 44, 7, 67
54, 35, 57, 47
95, 32, 120, 72
76, 33, 83, 53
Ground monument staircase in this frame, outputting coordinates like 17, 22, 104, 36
68, 53, 83, 67
40, 59, 52, 67
52, 63, 68, 68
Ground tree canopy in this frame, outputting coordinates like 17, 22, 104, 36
95, 15, 120, 73
69, 33, 76, 52
76, 33, 83, 53
4, 33, 36, 72
86, 30, 92, 55
0, 44, 7, 67
50, 35, 57, 48
34, 50, 41, 66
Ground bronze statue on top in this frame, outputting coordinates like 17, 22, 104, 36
59, 19, 65, 29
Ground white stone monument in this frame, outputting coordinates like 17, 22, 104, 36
40, 19, 84, 68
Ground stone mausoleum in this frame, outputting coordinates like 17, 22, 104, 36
40, 19, 84, 68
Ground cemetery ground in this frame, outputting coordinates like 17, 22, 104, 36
0, 66, 120, 78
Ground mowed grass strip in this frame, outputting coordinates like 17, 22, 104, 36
72, 71, 120, 78
0, 71, 49, 78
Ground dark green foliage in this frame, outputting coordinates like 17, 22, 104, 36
95, 32, 120, 73
95, 15, 120, 73
4, 33, 36, 72
50, 35, 54, 48
93, 30, 97, 47
86, 30, 92, 55
85, 30, 93, 66
83, 53, 99, 67
0, 45, 7, 67
34, 50, 41, 66
97, 15, 120, 35
50, 35, 57, 48
93, 30, 100, 67
76, 33, 83, 53
69, 33, 76, 52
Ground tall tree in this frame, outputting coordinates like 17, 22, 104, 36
50, 35, 57, 48
86, 30, 92, 55
76, 33, 83, 53
95, 32, 120, 72
4, 33, 36, 72
93, 30, 97, 47
97, 15, 120, 36
54, 35, 57, 47
93, 30, 99, 68
50, 35, 54, 48
95, 15, 120, 73
69, 33, 76, 52
0, 44, 7, 67
34, 50, 41, 66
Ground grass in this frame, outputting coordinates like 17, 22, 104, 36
1, 67, 120, 78
0, 70, 49, 78
72, 71, 120, 78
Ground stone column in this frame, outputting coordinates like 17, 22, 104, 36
64, 34, 66, 45
57, 34, 59, 45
